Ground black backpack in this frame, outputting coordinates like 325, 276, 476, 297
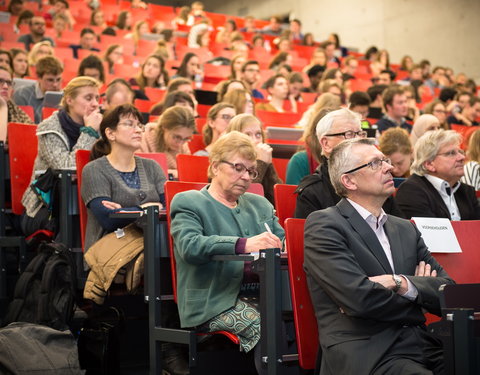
3, 242, 77, 331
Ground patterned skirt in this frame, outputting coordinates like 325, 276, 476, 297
199, 296, 260, 353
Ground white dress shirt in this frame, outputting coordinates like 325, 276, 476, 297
425, 174, 461, 220
347, 199, 418, 300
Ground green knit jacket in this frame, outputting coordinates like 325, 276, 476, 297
170, 186, 284, 328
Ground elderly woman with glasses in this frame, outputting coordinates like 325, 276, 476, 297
0, 65, 33, 143
81, 104, 167, 252
170, 131, 284, 373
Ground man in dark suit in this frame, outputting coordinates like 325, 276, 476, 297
304, 138, 454, 374
396, 129, 480, 220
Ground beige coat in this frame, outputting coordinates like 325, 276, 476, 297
83, 224, 144, 304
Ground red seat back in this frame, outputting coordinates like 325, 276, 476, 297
17, 105, 34, 123
135, 152, 168, 176
186, 134, 206, 154
176, 154, 209, 182
42, 107, 56, 121
273, 184, 297, 227
272, 157, 289, 183
256, 110, 301, 126
285, 218, 319, 370
7, 123, 37, 215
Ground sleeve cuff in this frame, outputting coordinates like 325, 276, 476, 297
399, 275, 419, 301
235, 237, 247, 254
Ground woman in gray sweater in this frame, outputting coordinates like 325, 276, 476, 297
81, 104, 167, 252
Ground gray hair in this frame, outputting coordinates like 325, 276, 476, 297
410, 130, 462, 176
315, 107, 361, 139
329, 138, 375, 197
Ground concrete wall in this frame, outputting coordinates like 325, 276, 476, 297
199, 0, 480, 81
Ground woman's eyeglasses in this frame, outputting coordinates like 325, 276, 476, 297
118, 121, 145, 131
221, 160, 258, 179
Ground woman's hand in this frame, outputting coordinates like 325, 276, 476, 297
83, 108, 103, 131
256, 143, 273, 164
102, 200, 122, 210
245, 232, 282, 252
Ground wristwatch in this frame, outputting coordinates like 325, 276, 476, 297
392, 274, 402, 293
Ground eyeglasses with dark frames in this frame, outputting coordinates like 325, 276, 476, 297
221, 160, 258, 179
324, 130, 368, 139
344, 158, 392, 174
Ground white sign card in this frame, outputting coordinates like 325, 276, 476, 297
412, 218, 462, 253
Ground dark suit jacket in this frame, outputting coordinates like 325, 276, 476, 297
396, 174, 480, 220
304, 199, 454, 375
294, 157, 403, 219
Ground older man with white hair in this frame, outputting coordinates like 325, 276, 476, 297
304, 137, 454, 375
295, 108, 402, 218
396, 129, 480, 219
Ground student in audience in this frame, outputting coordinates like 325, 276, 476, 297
13, 55, 63, 123
376, 85, 412, 133
0, 49, 13, 72
227, 114, 282, 204
341, 56, 358, 81
27, 40, 54, 67
151, 91, 194, 116
255, 74, 291, 113
0, 65, 34, 142
52, 13, 69, 39
302, 32, 315, 46
289, 19, 303, 42
321, 67, 344, 89
410, 114, 441, 146
78, 54, 105, 84
396, 129, 480, 220
462, 129, 480, 190
223, 89, 254, 115
125, 20, 149, 50
423, 99, 448, 129
170, 131, 284, 375
70, 28, 100, 59
187, 17, 210, 48
327, 32, 347, 57
21, 76, 103, 236
173, 52, 201, 81
447, 96, 480, 127
215, 19, 237, 44
400, 55, 414, 71
348, 91, 371, 121
116, 10, 133, 31
304, 137, 453, 375
239, 15, 256, 33
318, 79, 342, 99
240, 60, 263, 99
153, 77, 198, 116
276, 37, 292, 53
103, 44, 124, 74
10, 48, 29, 78
376, 48, 390, 70
90, 8, 108, 30
268, 51, 292, 73
8, 0, 24, 16
366, 84, 387, 119
251, 34, 265, 49
376, 69, 394, 85
288, 72, 304, 102
302, 64, 325, 93
228, 54, 246, 80
303, 48, 327, 75
262, 16, 283, 36
297, 92, 341, 129
216, 79, 247, 102
18, 16, 55, 51
102, 78, 135, 111
81, 104, 166, 252
378, 128, 413, 178
295, 108, 401, 218
194, 102, 236, 156
14, 9, 34, 34
422, 66, 447, 95
187, 1, 206, 26
172, 6, 190, 28
140, 106, 195, 178
322, 41, 340, 66
403, 85, 420, 122
131, 54, 169, 93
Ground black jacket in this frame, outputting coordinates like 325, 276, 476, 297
396, 174, 480, 220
